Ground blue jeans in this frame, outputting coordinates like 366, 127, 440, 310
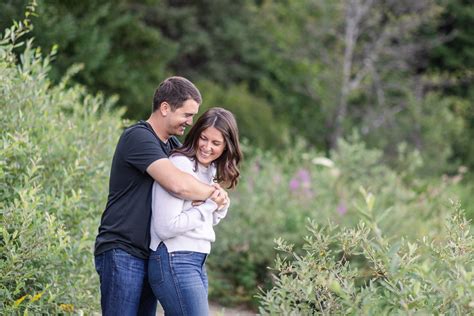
149, 243, 209, 315
94, 248, 157, 316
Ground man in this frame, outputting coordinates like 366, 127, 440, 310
94, 76, 227, 315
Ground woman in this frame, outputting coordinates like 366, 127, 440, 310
148, 107, 242, 315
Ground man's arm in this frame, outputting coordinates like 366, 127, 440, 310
147, 158, 215, 201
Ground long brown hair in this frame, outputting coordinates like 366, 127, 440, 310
172, 107, 242, 189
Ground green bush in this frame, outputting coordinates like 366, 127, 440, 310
197, 80, 290, 149
2, 12, 472, 314
1, 20, 123, 313
258, 194, 473, 314
208, 136, 470, 308
0, 0, 175, 119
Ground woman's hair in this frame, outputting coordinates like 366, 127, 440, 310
172, 107, 242, 189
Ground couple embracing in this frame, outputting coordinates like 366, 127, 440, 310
94, 77, 243, 315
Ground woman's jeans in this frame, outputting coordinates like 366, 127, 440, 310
149, 242, 209, 315
94, 248, 157, 316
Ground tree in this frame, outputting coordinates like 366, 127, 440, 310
0, 0, 176, 118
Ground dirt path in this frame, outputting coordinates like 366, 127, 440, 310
209, 302, 256, 316
156, 302, 257, 315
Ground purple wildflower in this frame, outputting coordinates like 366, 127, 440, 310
289, 178, 300, 191
337, 201, 348, 216
297, 168, 311, 183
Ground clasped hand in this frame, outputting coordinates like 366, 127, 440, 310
192, 183, 228, 211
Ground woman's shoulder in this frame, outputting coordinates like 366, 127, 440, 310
169, 153, 193, 163
169, 154, 196, 172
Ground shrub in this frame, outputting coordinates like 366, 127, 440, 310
196, 80, 290, 149
1, 18, 123, 313
2, 11, 471, 314
258, 193, 473, 314
208, 136, 469, 308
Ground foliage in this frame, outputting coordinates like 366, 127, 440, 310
1, 0, 473, 172
364, 92, 465, 175
197, 80, 290, 149
424, 0, 474, 170
1, 17, 122, 313
0, 0, 175, 119
208, 135, 470, 307
258, 195, 473, 315
1, 2, 474, 313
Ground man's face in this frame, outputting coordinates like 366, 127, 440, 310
165, 99, 200, 137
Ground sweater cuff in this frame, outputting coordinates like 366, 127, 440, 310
195, 199, 218, 219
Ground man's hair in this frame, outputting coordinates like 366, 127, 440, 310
152, 76, 202, 112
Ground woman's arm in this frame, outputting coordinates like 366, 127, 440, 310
151, 155, 221, 240
152, 182, 218, 240
213, 199, 230, 225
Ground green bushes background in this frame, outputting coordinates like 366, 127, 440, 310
1, 1, 474, 314
1, 21, 122, 313
258, 200, 473, 314
208, 137, 473, 308
2, 0, 474, 171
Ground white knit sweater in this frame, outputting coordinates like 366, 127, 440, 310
149, 154, 229, 254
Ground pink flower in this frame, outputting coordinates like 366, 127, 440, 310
289, 178, 300, 191
297, 168, 311, 183
337, 201, 348, 216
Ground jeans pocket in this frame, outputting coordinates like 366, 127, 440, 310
148, 254, 164, 286
113, 248, 145, 275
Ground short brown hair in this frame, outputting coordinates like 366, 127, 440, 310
172, 107, 242, 189
152, 76, 202, 112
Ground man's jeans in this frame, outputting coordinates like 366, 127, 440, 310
95, 248, 157, 316
148, 242, 209, 315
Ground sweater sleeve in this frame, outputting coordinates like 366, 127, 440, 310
213, 199, 230, 225
151, 181, 206, 240
151, 155, 218, 240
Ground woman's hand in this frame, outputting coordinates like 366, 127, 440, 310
209, 185, 229, 211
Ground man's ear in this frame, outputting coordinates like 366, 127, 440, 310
160, 102, 170, 117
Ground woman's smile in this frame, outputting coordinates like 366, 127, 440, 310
196, 126, 226, 166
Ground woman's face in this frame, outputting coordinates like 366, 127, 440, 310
196, 126, 226, 167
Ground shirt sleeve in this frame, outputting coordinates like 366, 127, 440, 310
190, 199, 218, 221
151, 181, 206, 240
168, 154, 196, 173
123, 126, 168, 173
151, 155, 217, 240
213, 199, 230, 225
208, 164, 229, 225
